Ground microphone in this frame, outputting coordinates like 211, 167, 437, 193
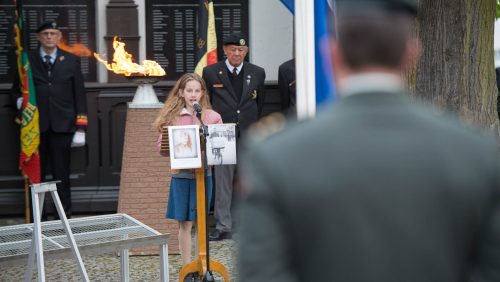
192, 101, 202, 113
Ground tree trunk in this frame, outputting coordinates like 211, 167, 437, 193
408, 0, 498, 135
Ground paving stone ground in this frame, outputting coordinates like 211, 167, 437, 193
0, 216, 239, 282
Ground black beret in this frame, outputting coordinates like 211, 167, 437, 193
223, 32, 247, 47
36, 21, 59, 33
336, 0, 417, 15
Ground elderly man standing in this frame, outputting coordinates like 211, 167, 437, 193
239, 0, 500, 281
202, 32, 266, 241
11, 21, 87, 220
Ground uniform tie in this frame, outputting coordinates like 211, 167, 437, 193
232, 67, 238, 76
44, 55, 53, 76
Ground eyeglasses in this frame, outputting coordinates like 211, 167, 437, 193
39, 31, 60, 37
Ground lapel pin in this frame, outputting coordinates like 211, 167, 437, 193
219, 71, 223, 75
59, 56, 65, 61
247, 75, 251, 85
251, 90, 257, 100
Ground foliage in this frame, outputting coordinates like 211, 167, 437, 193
497, 0, 500, 19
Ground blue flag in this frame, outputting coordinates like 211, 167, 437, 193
314, 0, 335, 107
280, 0, 294, 13
280, 0, 336, 112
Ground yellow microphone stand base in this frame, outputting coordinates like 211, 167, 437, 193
179, 258, 229, 282
178, 166, 229, 282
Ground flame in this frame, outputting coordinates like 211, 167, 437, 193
93, 36, 166, 76
58, 39, 92, 57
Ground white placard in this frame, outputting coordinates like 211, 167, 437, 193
206, 124, 237, 165
168, 125, 202, 169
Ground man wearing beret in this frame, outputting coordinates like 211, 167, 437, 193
11, 21, 87, 220
202, 32, 266, 241
239, 0, 500, 281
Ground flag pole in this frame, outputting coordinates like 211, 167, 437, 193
15, 0, 41, 211
24, 177, 30, 223
16, 0, 31, 224
295, 0, 316, 119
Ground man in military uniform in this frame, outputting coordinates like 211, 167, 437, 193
202, 32, 266, 241
239, 0, 500, 281
12, 21, 87, 219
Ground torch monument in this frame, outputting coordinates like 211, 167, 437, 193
94, 38, 173, 255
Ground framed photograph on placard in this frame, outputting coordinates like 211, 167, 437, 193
168, 125, 202, 169
206, 124, 237, 165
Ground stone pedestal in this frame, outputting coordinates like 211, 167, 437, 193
117, 105, 180, 254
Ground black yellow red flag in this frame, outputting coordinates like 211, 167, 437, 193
195, 0, 218, 75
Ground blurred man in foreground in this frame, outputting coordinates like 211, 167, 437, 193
238, 0, 500, 281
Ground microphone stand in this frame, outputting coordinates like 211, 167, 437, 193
179, 106, 229, 282
196, 109, 214, 282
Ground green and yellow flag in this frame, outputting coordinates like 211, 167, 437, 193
15, 0, 40, 184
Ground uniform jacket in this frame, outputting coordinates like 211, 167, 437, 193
202, 60, 265, 136
11, 48, 87, 133
239, 77, 500, 282
278, 58, 296, 116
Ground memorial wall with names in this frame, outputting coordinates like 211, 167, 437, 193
146, 0, 248, 80
0, 0, 96, 83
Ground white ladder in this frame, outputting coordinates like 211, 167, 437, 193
24, 181, 89, 282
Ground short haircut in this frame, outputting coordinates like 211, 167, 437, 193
335, 9, 415, 70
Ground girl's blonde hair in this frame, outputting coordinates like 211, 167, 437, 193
153, 73, 211, 131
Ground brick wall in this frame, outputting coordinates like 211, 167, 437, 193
117, 107, 179, 254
